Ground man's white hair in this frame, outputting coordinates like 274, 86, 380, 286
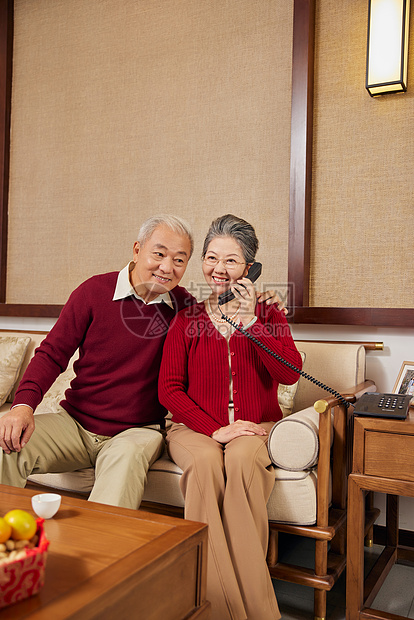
137, 214, 194, 258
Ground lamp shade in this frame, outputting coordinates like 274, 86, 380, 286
366, 0, 411, 95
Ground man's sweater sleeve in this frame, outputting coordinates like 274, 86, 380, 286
12, 282, 92, 411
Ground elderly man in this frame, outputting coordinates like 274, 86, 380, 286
0, 214, 278, 509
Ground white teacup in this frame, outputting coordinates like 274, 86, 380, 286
31, 493, 62, 519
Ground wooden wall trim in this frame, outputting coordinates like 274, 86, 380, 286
0, 0, 411, 327
0, 303, 63, 317
288, 0, 315, 308
0, 0, 12, 304
291, 307, 414, 328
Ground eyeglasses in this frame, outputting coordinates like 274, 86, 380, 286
203, 256, 246, 269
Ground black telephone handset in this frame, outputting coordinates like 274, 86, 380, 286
218, 262, 262, 306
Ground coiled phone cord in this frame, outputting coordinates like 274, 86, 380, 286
219, 309, 350, 409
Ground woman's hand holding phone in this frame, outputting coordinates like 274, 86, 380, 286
218, 261, 287, 316
231, 277, 288, 325
231, 277, 257, 326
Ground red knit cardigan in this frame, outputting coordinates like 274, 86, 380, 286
159, 302, 303, 436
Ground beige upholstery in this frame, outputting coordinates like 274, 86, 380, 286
0, 335, 31, 406
0, 330, 367, 525
292, 341, 365, 413
268, 406, 330, 471
267, 468, 320, 526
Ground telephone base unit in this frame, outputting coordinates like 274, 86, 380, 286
354, 392, 412, 420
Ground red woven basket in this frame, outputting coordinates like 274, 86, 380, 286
0, 518, 49, 609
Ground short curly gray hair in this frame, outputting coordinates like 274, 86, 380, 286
137, 214, 194, 257
202, 214, 259, 263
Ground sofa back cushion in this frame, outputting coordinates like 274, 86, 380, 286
277, 351, 306, 417
292, 342, 365, 413
5, 330, 49, 403
35, 354, 78, 414
0, 335, 31, 406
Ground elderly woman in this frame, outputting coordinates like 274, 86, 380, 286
159, 214, 302, 620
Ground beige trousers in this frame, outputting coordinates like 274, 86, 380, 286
166, 422, 280, 620
0, 408, 165, 509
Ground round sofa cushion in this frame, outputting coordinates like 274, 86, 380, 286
268, 406, 322, 471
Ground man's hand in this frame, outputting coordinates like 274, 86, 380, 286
256, 289, 287, 314
211, 419, 268, 444
0, 406, 35, 454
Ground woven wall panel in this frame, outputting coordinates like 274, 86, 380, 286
310, 0, 414, 308
7, 0, 293, 304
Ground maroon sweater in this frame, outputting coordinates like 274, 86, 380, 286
159, 302, 303, 436
13, 272, 195, 436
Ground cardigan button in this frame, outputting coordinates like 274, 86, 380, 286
235, 407, 239, 412
231, 371, 236, 376
230, 351, 235, 356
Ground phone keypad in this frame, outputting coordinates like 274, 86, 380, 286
354, 392, 412, 418
378, 395, 409, 411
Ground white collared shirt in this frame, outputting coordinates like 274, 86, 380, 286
113, 262, 173, 308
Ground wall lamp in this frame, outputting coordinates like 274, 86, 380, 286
366, 0, 411, 96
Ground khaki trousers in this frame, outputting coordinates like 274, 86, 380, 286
0, 408, 164, 509
166, 422, 280, 620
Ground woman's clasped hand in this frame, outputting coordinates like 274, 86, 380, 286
211, 419, 268, 444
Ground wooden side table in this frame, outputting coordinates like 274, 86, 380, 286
346, 408, 414, 619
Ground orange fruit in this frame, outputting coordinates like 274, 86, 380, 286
0, 517, 12, 543
3, 509, 37, 541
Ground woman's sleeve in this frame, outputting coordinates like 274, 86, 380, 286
159, 313, 223, 436
245, 305, 303, 385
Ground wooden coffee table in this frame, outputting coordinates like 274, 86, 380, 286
0, 485, 210, 619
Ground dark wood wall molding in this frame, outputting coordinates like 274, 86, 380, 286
0, 0, 412, 326
0, 0, 12, 304
293, 307, 414, 327
0, 303, 64, 317
288, 0, 314, 309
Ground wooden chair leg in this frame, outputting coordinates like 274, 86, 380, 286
386, 494, 399, 547
266, 528, 279, 567
314, 588, 327, 620
330, 520, 346, 556
364, 491, 374, 547
314, 539, 328, 620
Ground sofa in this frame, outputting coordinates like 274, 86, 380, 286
0, 328, 376, 527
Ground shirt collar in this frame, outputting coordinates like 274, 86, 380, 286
112, 262, 173, 308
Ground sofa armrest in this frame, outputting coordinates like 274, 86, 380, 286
314, 379, 376, 527
268, 380, 376, 473
268, 406, 328, 471
313, 379, 377, 414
